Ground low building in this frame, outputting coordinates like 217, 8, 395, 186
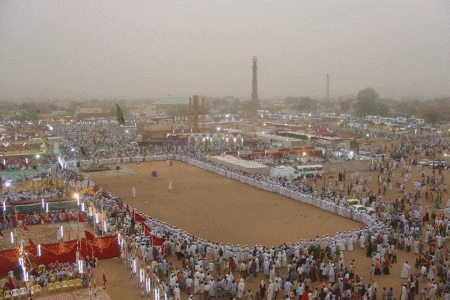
75, 107, 108, 119
152, 97, 190, 114
207, 155, 270, 175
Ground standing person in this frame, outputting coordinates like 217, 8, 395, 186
267, 280, 274, 300
370, 264, 376, 281
401, 261, 412, 279
237, 279, 245, 299
246, 289, 253, 300
132, 187, 136, 198
387, 287, 393, 300
400, 283, 407, 300
174, 284, 181, 300
284, 279, 292, 298
186, 276, 193, 295
260, 280, 266, 299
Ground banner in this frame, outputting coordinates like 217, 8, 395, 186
85, 230, 95, 240
152, 236, 166, 247
0, 235, 120, 277
142, 223, 151, 237
133, 211, 146, 223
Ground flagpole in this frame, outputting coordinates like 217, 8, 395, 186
68, 219, 71, 241
77, 212, 80, 240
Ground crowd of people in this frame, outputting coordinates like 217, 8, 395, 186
3, 120, 450, 300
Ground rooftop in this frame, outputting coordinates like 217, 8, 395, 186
153, 97, 190, 105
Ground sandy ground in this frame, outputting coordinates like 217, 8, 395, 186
88, 161, 363, 248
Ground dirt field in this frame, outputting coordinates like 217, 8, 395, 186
88, 161, 364, 248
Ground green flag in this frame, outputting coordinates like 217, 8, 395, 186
115, 103, 125, 125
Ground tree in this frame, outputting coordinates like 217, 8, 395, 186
354, 88, 389, 117
292, 97, 318, 112
423, 110, 440, 125
339, 99, 352, 113
241, 101, 260, 114
395, 100, 421, 117
356, 88, 379, 102
229, 99, 241, 114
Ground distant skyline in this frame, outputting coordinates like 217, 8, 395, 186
1, 0, 449, 100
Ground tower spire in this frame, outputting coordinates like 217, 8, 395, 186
251, 56, 258, 115
326, 74, 330, 102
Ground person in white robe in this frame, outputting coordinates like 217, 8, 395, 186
428, 264, 435, 281
400, 283, 408, 300
237, 280, 245, 299
428, 281, 437, 299
194, 276, 200, 294
360, 235, 365, 248
328, 264, 335, 283
267, 280, 274, 300
413, 240, 420, 254
281, 251, 287, 268
400, 261, 412, 279
347, 236, 354, 251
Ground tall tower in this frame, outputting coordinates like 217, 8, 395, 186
192, 95, 199, 132
326, 74, 330, 102
251, 56, 258, 114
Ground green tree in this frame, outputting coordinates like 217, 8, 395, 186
241, 101, 260, 114
293, 97, 318, 112
423, 110, 440, 125
356, 88, 379, 102
339, 99, 352, 113
230, 99, 241, 114
354, 88, 389, 117
396, 100, 421, 117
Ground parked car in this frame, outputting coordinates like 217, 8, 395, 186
346, 199, 361, 207
418, 159, 431, 166
351, 205, 375, 215
391, 153, 407, 161
430, 161, 447, 169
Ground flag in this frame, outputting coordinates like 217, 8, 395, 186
142, 222, 151, 237
23, 220, 30, 232
28, 239, 36, 249
115, 103, 125, 125
152, 236, 166, 247
103, 273, 107, 283
85, 230, 95, 241
134, 211, 146, 223
78, 213, 87, 223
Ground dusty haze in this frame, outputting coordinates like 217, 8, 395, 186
1, 0, 449, 100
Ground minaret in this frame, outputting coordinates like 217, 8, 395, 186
251, 56, 258, 114
326, 74, 330, 102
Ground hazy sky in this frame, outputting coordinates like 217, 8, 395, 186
1, 0, 449, 100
